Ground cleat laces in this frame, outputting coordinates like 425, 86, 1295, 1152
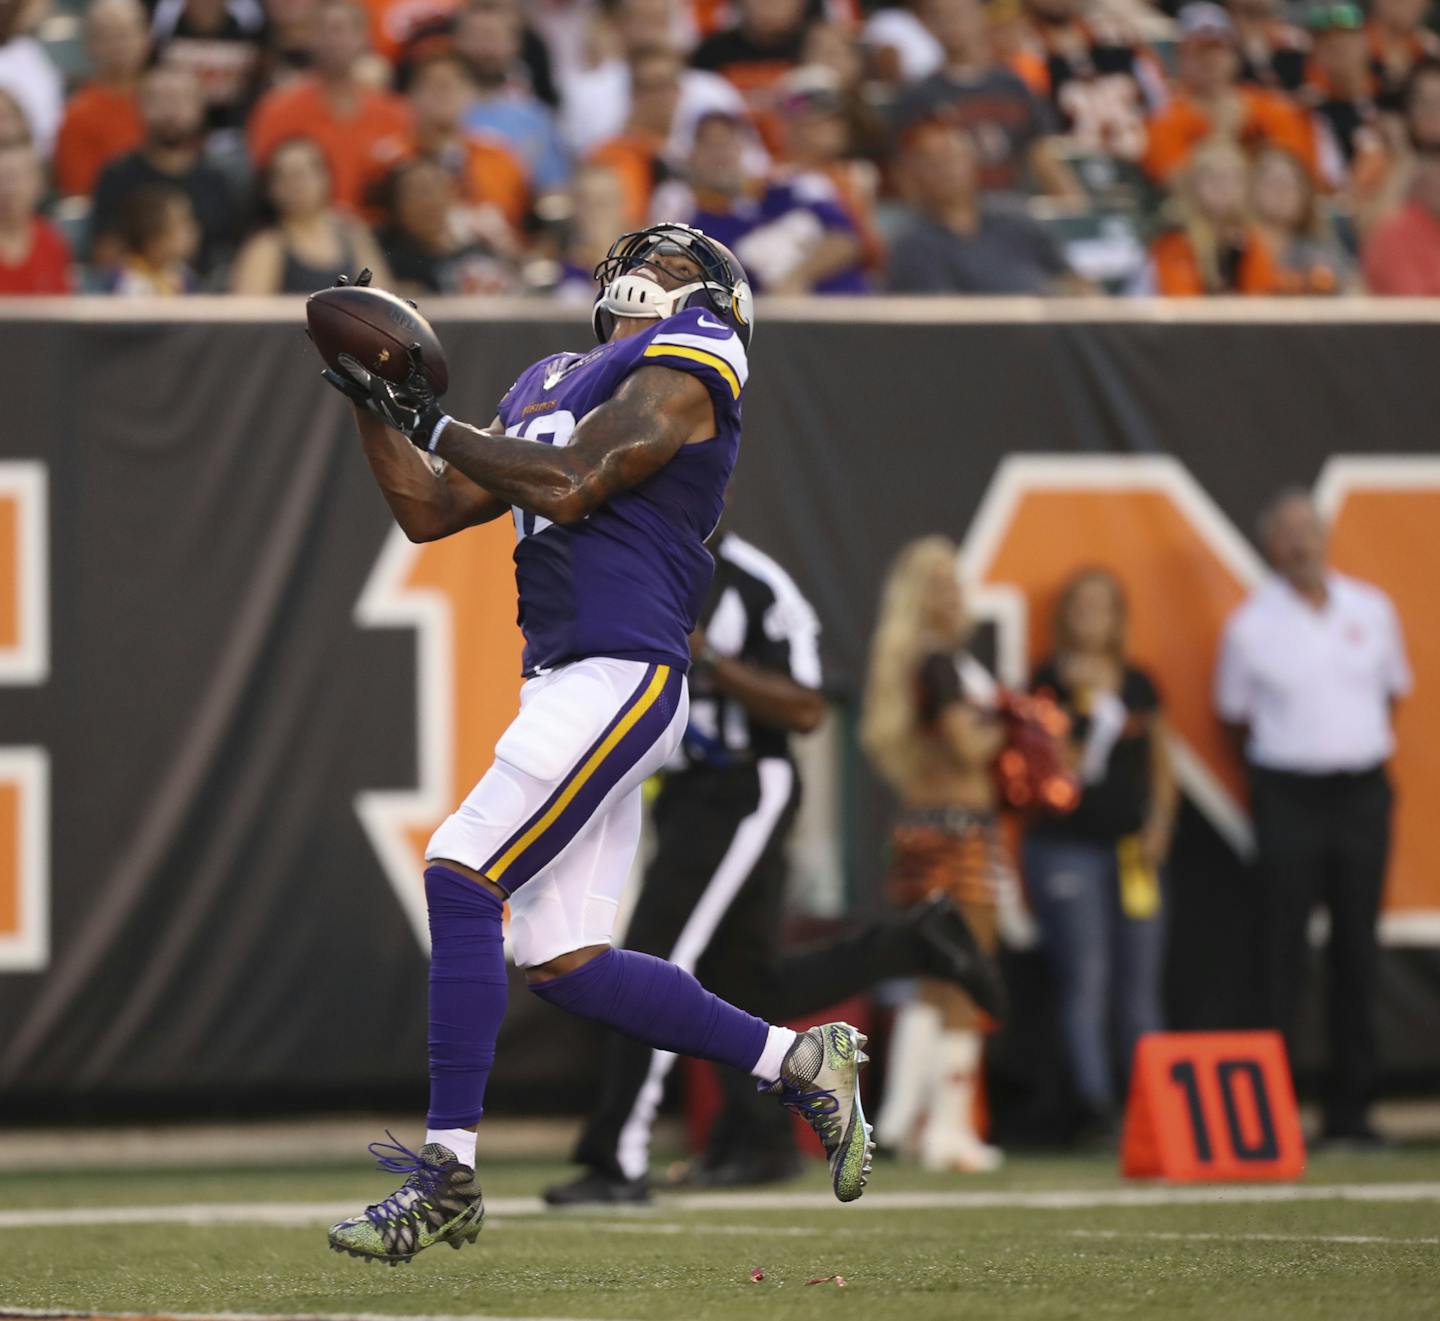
364, 1132, 446, 1230
773, 1083, 843, 1149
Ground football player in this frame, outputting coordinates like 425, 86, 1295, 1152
319, 224, 874, 1264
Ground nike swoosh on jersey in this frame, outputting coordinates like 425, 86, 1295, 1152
696, 315, 730, 332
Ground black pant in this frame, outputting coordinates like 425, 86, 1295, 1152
1250, 764, 1392, 1133
575, 760, 933, 1179
575, 760, 799, 1180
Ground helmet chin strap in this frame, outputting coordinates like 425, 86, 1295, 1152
600, 273, 710, 322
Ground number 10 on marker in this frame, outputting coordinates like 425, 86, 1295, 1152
1121, 1032, 1306, 1182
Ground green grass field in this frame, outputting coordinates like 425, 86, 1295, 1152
3, 1147, 1439, 1321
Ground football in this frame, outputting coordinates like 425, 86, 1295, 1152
306, 284, 450, 397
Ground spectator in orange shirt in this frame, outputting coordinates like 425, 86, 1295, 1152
54, 0, 147, 198
0, 138, 71, 293
248, 0, 411, 214
587, 45, 683, 228
231, 136, 392, 292
404, 50, 528, 240
1148, 138, 1280, 294
1143, 4, 1316, 184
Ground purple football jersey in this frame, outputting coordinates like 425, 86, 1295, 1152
495, 306, 748, 676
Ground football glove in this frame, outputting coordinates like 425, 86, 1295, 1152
322, 343, 450, 452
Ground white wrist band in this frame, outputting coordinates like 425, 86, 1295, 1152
426, 414, 453, 453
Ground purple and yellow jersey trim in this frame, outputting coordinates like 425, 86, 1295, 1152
640, 326, 750, 402
481, 663, 683, 891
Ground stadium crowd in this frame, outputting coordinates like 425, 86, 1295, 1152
3, 0, 1440, 295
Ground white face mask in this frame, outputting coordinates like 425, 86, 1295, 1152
598, 271, 711, 322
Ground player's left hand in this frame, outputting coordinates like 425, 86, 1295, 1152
325, 344, 447, 451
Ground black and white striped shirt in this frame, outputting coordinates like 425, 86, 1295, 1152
682, 533, 822, 767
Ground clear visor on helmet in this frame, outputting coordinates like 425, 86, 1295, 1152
596, 225, 727, 290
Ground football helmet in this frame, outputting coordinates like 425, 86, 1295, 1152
592, 222, 754, 349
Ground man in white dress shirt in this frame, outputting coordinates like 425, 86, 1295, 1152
1215, 489, 1412, 1145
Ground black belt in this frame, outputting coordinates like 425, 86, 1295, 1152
1249, 763, 1387, 789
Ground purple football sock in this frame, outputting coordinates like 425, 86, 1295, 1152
529, 947, 769, 1073
425, 866, 508, 1129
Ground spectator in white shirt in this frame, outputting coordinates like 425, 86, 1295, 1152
1215, 488, 1411, 1147
558, 0, 745, 160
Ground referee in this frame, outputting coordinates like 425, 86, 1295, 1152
545, 531, 1000, 1203
1216, 490, 1411, 1146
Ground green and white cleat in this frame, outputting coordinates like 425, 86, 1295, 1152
327, 1134, 484, 1265
761, 1023, 874, 1203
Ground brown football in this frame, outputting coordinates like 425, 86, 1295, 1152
306, 284, 450, 397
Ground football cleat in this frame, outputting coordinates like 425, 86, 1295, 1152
760, 1023, 874, 1203
327, 1133, 484, 1265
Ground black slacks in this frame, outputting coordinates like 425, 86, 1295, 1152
574, 760, 799, 1181
574, 759, 931, 1179
1250, 763, 1392, 1133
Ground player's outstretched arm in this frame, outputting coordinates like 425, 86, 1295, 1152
432, 365, 715, 526
352, 407, 509, 542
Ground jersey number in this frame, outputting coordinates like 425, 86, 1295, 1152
506, 410, 578, 539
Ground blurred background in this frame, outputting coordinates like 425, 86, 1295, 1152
2, 0, 1440, 1171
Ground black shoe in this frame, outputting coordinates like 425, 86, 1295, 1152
542, 1168, 651, 1207
1073, 1103, 1123, 1151
1315, 1121, 1394, 1152
663, 1150, 806, 1190
908, 893, 1007, 1021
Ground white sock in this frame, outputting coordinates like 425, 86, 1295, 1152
751, 1025, 799, 1081
875, 1000, 943, 1149
920, 1030, 1001, 1170
425, 1127, 477, 1168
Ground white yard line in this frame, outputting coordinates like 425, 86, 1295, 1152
1068, 1229, 1440, 1247
6, 1182, 1440, 1229
0, 1310, 621, 1321
491, 1218, 823, 1237
655, 1181, 1440, 1213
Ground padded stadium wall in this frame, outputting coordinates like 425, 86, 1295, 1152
2, 297, 1439, 1119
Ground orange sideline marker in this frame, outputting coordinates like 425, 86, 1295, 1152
1121, 1031, 1305, 1181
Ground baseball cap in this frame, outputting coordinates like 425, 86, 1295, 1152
778, 65, 845, 118
1306, 2, 1365, 32
1178, 2, 1237, 42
